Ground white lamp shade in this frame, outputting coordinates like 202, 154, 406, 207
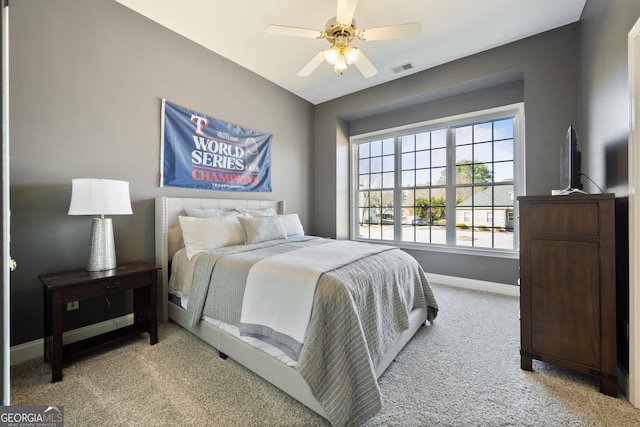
68, 178, 133, 216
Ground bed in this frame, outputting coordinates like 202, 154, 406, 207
155, 196, 438, 426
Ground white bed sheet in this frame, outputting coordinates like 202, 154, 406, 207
171, 293, 297, 368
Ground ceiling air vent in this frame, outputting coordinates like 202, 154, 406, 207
391, 62, 415, 75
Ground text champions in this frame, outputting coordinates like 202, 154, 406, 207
161, 99, 271, 192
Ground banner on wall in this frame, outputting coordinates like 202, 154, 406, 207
160, 99, 272, 192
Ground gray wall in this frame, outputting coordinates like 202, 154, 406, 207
312, 24, 581, 285
579, 0, 640, 377
580, 0, 640, 196
9, 0, 313, 345
349, 78, 525, 136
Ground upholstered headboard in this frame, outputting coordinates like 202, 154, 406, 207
154, 197, 285, 322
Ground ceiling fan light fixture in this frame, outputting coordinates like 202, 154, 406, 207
333, 56, 348, 74
324, 46, 340, 65
268, 0, 419, 78
344, 45, 360, 64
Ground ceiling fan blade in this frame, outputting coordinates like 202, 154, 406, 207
298, 51, 326, 77
266, 24, 322, 39
337, 0, 358, 24
361, 22, 422, 40
354, 51, 378, 78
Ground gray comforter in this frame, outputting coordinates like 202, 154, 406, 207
186, 237, 438, 427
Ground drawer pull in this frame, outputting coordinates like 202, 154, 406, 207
104, 281, 120, 290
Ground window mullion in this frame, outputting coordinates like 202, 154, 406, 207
445, 128, 456, 247
394, 136, 402, 241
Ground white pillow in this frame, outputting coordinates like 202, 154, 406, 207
238, 216, 287, 244
234, 207, 277, 217
281, 214, 304, 236
185, 208, 227, 218
249, 208, 277, 217
178, 215, 244, 259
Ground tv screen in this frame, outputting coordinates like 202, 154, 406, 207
560, 125, 582, 192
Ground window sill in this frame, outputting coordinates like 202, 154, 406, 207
352, 238, 520, 260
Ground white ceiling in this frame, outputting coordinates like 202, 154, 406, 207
114, 0, 586, 105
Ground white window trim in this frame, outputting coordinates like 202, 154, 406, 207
349, 103, 525, 258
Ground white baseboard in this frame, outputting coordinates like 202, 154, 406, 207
426, 273, 520, 297
10, 314, 134, 366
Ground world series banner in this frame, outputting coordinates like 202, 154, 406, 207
161, 99, 272, 192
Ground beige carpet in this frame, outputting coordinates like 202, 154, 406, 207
11, 284, 640, 426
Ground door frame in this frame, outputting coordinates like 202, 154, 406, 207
1, 0, 10, 405
628, 16, 640, 408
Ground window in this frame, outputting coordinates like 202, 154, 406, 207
357, 138, 395, 241
399, 129, 447, 244
352, 104, 523, 254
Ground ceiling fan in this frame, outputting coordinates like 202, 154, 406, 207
265, 0, 421, 78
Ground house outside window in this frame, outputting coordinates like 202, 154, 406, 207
352, 104, 524, 255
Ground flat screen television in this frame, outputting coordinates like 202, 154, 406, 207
559, 125, 582, 192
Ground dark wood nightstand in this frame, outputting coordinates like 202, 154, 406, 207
39, 260, 160, 382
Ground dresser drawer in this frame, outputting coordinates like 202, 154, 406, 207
62, 272, 153, 302
529, 202, 599, 237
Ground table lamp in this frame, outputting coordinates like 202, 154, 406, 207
68, 178, 133, 271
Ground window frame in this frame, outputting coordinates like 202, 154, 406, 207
350, 103, 525, 258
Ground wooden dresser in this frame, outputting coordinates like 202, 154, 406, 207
518, 194, 617, 397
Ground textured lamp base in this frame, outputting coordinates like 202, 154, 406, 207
87, 218, 117, 271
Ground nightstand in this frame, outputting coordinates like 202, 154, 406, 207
39, 260, 160, 382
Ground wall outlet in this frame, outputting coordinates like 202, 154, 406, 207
67, 301, 79, 311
